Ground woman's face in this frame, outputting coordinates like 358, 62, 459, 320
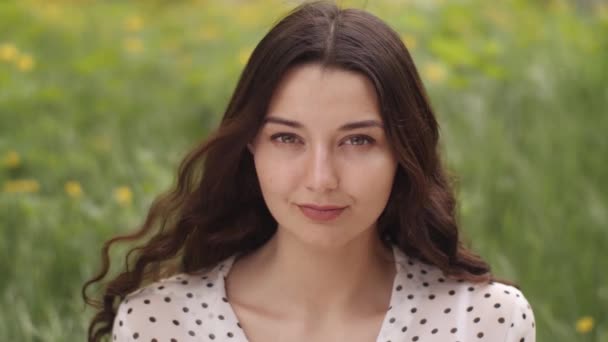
249, 63, 398, 249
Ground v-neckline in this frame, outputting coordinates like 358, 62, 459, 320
216, 244, 406, 342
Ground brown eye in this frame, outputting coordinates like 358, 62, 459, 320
344, 135, 374, 146
271, 133, 300, 144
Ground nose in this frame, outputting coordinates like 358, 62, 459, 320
304, 145, 339, 193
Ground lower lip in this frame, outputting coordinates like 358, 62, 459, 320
298, 206, 345, 221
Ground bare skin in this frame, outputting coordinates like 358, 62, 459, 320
224, 229, 396, 342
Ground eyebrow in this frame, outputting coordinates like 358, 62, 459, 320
262, 116, 384, 131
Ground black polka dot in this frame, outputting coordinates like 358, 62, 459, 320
132, 332, 139, 339
149, 316, 156, 323
477, 332, 484, 338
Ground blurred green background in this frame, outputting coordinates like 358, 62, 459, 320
1, 0, 606, 340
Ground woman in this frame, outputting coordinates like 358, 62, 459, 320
83, 1, 536, 341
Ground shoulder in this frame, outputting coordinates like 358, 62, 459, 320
390, 255, 536, 341
111, 266, 224, 341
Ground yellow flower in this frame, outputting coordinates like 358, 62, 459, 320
16, 54, 35, 72
64, 181, 83, 198
3, 179, 40, 193
124, 37, 144, 54
401, 33, 417, 50
124, 15, 144, 32
238, 47, 253, 66
422, 61, 448, 83
3, 150, 20, 168
576, 316, 594, 334
0, 43, 18, 62
114, 186, 133, 206
199, 25, 220, 41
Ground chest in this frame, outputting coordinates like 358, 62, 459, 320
231, 302, 387, 342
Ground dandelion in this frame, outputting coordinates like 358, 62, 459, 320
124, 15, 144, 32
65, 181, 83, 198
238, 47, 252, 66
16, 54, 35, 72
124, 37, 144, 54
0, 43, 18, 62
114, 186, 133, 206
3, 179, 40, 193
576, 316, 594, 334
199, 25, 219, 41
401, 33, 417, 50
422, 61, 447, 83
3, 150, 20, 169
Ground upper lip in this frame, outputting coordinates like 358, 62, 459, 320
298, 204, 347, 210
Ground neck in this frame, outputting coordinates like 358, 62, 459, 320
227, 228, 396, 321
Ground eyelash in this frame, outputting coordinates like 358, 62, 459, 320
270, 133, 375, 146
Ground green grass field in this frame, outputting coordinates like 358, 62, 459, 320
1, 0, 606, 340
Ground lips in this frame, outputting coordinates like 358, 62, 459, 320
298, 204, 346, 221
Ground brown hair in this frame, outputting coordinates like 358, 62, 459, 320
82, 1, 495, 341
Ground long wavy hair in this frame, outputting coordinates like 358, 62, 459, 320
83, 1, 496, 341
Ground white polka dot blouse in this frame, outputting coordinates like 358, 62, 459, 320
112, 244, 536, 341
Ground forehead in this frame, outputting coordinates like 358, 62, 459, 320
266, 63, 381, 124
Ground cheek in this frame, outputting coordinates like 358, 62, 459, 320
253, 153, 297, 196
347, 154, 397, 203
